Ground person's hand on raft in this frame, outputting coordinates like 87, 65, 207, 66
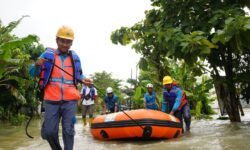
170, 111, 174, 115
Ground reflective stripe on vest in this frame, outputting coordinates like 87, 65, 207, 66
49, 78, 74, 84
40, 48, 82, 101
39, 47, 82, 90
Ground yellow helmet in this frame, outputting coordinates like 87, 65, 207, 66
163, 76, 173, 85
56, 26, 74, 40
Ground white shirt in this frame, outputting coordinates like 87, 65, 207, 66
81, 86, 97, 106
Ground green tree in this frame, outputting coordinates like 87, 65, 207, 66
0, 17, 42, 123
90, 71, 123, 110
128, 76, 150, 109
111, 1, 250, 122
127, 58, 214, 118
165, 58, 215, 118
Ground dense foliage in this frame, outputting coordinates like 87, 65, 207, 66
111, 0, 250, 121
82, 71, 124, 113
0, 17, 44, 124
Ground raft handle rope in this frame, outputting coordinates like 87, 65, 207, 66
44, 59, 148, 132
120, 110, 144, 130
25, 67, 38, 139
25, 104, 34, 139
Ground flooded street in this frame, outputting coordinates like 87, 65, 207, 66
1, 109, 250, 150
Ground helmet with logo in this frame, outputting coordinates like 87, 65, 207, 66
56, 26, 74, 40
163, 76, 173, 85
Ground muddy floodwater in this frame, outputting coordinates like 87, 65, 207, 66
1, 109, 250, 150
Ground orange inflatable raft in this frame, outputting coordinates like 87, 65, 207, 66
91, 109, 182, 140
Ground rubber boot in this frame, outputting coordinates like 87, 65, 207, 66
88, 118, 93, 126
83, 118, 87, 126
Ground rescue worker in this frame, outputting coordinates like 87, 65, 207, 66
162, 76, 191, 132
81, 79, 98, 126
29, 26, 90, 150
144, 83, 160, 110
172, 81, 191, 131
103, 87, 119, 113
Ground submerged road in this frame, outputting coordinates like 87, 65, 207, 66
1, 109, 250, 150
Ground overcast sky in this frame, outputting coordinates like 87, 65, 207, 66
0, 0, 151, 82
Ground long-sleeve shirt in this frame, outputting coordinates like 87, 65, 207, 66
29, 49, 85, 79
162, 86, 182, 112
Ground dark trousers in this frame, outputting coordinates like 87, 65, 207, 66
82, 104, 94, 118
41, 100, 77, 150
174, 104, 191, 132
173, 110, 183, 124
182, 104, 191, 129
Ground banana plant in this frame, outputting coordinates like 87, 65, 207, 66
0, 17, 40, 123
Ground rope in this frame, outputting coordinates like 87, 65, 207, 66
45, 59, 145, 130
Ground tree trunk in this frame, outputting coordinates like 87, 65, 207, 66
224, 47, 241, 122
238, 99, 244, 116
214, 79, 226, 116
214, 77, 241, 121
214, 77, 231, 116
226, 81, 241, 122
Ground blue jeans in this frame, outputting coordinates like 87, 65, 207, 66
174, 104, 191, 131
182, 104, 191, 129
41, 100, 77, 150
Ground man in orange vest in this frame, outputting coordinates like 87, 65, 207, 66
29, 26, 90, 150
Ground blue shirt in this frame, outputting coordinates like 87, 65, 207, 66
144, 91, 157, 104
162, 86, 182, 112
144, 91, 158, 110
29, 49, 85, 79
104, 95, 118, 110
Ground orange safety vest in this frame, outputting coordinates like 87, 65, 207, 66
42, 52, 81, 101
177, 90, 187, 110
172, 82, 188, 110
